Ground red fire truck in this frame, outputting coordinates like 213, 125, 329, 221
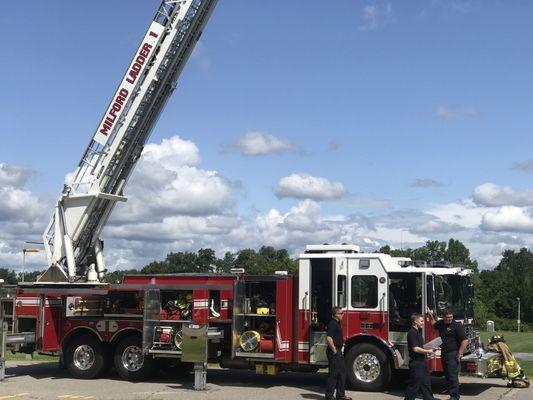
1, 244, 486, 391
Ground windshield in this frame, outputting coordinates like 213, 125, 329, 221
434, 275, 473, 319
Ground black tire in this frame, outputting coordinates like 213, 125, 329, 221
114, 335, 154, 381
65, 334, 107, 379
345, 343, 391, 391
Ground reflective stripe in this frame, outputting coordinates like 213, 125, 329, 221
16, 298, 41, 306
298, 341, 309, 351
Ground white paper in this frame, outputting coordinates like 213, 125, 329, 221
423, 337, 442, 349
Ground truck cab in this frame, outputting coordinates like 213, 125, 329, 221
297, 244, 479, 391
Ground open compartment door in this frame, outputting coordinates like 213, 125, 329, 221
297, 259, 311, 363
231, 279, 245, 358
142, 289, 161, 354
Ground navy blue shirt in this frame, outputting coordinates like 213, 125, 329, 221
327, 318, 343, 349
434, 320, 467, 353
407, 326, 426, 361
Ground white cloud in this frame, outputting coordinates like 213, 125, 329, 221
428, 199, 488, 229
512, 159, 533, 173
0, 163, 33, 187
431, 0, 476, 14
360, 3, 394, 31
482, 206, 533, 233
111, 136, 232, 223
0, 163, 50, 223
473, 183, 533, 207
106, 214, 242, 242
143, 136, 200, 167
362, 5, 378, 30
232, 131, 295, 156
411, 178, 446, 188
256, 200, 341, 250
435, 105, 480, 120
191, 40, 212, 72
410, 220, 464, 235
0, 163, 51, 270
337, 194, 391, 209
5, 145, 533, 273
274, 173, 347, 201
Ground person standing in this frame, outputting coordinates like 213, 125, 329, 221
325, 306, 352, 400
404, 313, 436, 400
427, 308, 468, 400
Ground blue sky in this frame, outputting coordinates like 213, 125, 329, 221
1, 0, 533, 271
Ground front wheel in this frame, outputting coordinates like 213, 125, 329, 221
345, 343, 391, 391
114, 335, 154, 381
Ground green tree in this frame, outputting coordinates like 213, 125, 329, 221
232, 247, 297, 275
215, 251, 236, 273
104, 269, 140, 284
196, 248, 217, 272
18, 270, 43, 282
477, 248, 533, 327
446, 238, 478, 272
141, 260, 167, 274
0, 268, 17, 284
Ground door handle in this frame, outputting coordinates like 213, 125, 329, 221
303, 291, 309, 323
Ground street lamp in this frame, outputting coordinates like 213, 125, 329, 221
517, 297, 521, 333
22, 241, 42, 282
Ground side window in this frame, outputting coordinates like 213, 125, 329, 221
351, 275, 378, 308
337, 275, 346, 308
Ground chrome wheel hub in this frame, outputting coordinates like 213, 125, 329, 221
353, 353, 381, 383
122, 345, 144, 372
73, 345, 95, 371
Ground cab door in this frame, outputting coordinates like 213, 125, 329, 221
334, 257, 348, 337
348, 258, 388, 340
424, 272, 439, 373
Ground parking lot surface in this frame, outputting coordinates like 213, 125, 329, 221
1, 361, 531, 400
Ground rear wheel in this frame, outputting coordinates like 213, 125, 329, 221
65, 334, 107, 379
114, 335, 154, 381
345, 343, 391, 391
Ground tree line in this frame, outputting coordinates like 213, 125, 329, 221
1, 240, 530, 331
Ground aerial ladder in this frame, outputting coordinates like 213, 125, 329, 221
39, 0, 218, 283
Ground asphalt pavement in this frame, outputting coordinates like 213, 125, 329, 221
0, 361, 531, 400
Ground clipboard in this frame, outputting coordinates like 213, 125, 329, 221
423, 337, 442, 349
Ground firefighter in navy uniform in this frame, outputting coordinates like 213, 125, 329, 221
404, 313, 436, 400
428, 308, 468, 400
325, 306, 352, 400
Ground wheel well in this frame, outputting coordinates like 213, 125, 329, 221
110, 328, 142, 345
61, 327, 102, 353
345, 335, 395, 368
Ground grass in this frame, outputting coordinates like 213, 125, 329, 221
480, 331, 533, 376
5, 352, 58, 362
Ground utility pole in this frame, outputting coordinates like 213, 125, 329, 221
517, 297, 521, 333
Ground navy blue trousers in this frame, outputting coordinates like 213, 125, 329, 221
326, 350, 346, 399
442, 351, 461, 399
404, 359, 435, 400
